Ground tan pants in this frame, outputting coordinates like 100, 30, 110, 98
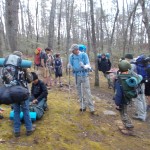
37, 67, 49, 79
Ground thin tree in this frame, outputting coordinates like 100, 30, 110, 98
65, 0, 74, 74
108, 0, 119, 65
140, 0, 150, 52
122, 0, 140, 56
89, 0, 99, 86
48, 0, 57, 48
57, 0, 63, 51
36, 1, 39, 45
0, 18, 3, 56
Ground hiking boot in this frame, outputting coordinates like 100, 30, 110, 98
60, 84, 63, 87
90, 111, 95, 115
132, 115, 145, 122
146, 105, 150, 112
44, 106, 49, 111
14, 132, 20, 137
80, 108, 86, 112
26, 126, 36, 136
0, 115, 4, 119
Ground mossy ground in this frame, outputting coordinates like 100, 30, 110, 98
0, 72, 150, 150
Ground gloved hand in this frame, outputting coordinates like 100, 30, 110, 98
67, 64, 72, 69
79, 62, 84, 68
83, 64, 91, 69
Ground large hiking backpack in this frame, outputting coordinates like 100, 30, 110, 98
1, 54, 22, 85
34, 54, 41, 66
135, 55, 147, 79
29, 104, 44, 119
34, 47, 42, 66
118, 74, 138, 104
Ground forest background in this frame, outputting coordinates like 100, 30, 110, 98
0, 0, 150, 86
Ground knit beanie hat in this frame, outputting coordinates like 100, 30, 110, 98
13, 51, 23, 57
31, 72, 38, 81
125, 54, 133, 59
69, 44, 79, 52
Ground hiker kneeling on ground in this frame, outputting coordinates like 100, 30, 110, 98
114, 60, 142, 131
30, 72, 48, 113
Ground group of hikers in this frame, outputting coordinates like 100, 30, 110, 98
0, 43, 150, 137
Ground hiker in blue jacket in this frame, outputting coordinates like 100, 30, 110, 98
69, 44, 95, 114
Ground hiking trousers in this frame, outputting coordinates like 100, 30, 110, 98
13, 99, 33, 133
133, 83, 147, 121
120, 105, 134, 128
76, 76, 94, 112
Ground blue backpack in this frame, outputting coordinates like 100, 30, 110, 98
136, 55, 147, 79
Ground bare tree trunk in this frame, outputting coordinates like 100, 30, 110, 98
108, 0, 119, 65
128, 7, 136, 53
19, 1, 25, 35
0, 17, 10, 51
85, 0, 91, 56
57, 0, 63, 51
5, 0, 19, 52
36, 1, 39, 45
48, 0, 57, 48
140, 0, 150, 52
99, 0, 104, 53
0, 19, 3, 57
65, 0, 74, 74
89, 0, 99, 86
26, 0, 33, 53
123, 0, 140, 56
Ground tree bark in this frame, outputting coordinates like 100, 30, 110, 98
48, 0, 57, 48
57, 0, 63, 51
89, 0, 99, 86
5, 0, 19, 52
123, 0, 140, 56
140, 0, 150, 52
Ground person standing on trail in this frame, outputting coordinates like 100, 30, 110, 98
125, 54, 147, 122
114, 60, 134, 130
39, 47, 53, 89
68, 44, 95, 114
98, 53, 111, 76
54, 53, 63, 87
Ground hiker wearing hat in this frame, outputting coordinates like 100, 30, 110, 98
69, 44, 95, 114
30, 72, 48, 111
114, 60, 135, 133
125, 54, 147, 121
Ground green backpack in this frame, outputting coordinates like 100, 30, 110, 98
118, 74, 138, 104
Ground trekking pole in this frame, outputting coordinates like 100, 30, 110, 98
68, 67, 71, 114
81, 82, 84, 113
